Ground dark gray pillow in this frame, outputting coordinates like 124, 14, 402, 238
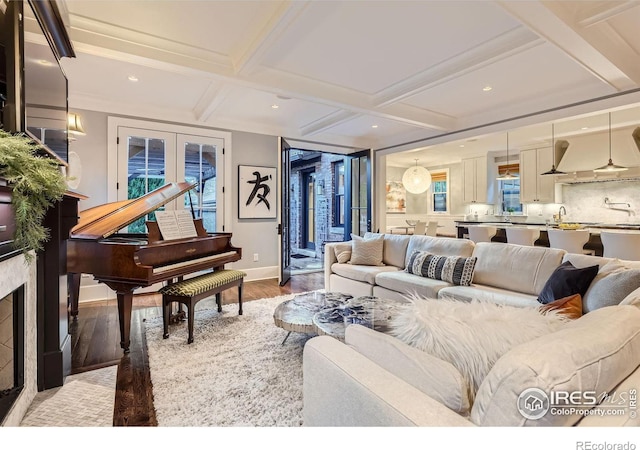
583, 269, 640, 313
538, 261, 599, 305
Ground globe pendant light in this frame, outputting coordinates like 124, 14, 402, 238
496, 133, 519, 180
402, 159, 432, 194
541, 123, 566, 175
594, 112, 628, 173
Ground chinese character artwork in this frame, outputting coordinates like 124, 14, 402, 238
238, 165, 277, 219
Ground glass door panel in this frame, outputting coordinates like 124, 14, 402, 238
177, 135, 223, 232
117, 127, 176, 233
345, 150, 371, 238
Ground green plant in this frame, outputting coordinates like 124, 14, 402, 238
0, 131, 66, 260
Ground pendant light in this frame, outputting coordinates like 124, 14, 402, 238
594, 112, 628, 173
496, 133, 519, 180
402, 159, 432, 194
540, 123, 566, 175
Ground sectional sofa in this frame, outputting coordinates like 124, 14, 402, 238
308, 233, 640, 426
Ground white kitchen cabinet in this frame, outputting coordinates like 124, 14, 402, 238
462, 156, 489, 203
519, 148, 562, 203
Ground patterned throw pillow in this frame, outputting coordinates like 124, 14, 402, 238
349, 234, 384, 266
405, 251, 477, 286
333, 242, 352, 263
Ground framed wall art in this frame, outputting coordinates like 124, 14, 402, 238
385, 180, 406, 213
238, 165, 277, 219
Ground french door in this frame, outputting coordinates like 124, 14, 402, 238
345, 150, 371, 238
176, 134, 224, 232
117, 127, 176, 233
116, 127, 224, 232
278, 137, 291, 286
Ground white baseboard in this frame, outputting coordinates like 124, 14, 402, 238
241, 265, 279, 282
77, 265, 280, 303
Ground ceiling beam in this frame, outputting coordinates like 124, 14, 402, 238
497, 1, 637, 91
301, 111, 360, 136
193, 83, 232, 122
373, 27, 543, 108
231, 1, 310, 75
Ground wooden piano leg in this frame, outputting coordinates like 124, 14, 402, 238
116, 290, 134, 353
68, 272, 81, 319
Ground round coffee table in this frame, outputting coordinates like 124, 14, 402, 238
273, 291, 353, 344
312, 296, 410, 341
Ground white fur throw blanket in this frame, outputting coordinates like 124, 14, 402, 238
389, 296, 568, 401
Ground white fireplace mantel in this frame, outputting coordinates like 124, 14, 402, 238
0, 252, 37, 426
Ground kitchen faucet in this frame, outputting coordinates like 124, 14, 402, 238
557, 206, 567, 223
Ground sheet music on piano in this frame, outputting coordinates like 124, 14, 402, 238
154, 210, 198, 240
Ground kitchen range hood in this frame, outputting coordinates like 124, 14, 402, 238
554, 127, 640, 184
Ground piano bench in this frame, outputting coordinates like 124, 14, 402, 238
159, 269, 247, 344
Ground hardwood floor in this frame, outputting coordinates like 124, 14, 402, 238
69, 272, 324, 426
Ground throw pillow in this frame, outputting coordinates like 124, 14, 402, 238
389, 297, 568, 401
333, 242, 352, 264
537, 261, 599, 305
405, 250, 477, 286
539, 294, 583, 320
583, 269, 640, 312
349, 234, 384, 266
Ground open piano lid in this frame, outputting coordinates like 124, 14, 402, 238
70, 181, 196, 240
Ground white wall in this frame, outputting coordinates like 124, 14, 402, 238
230, 131, 279, 279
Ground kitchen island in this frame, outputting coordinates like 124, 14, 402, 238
455, 221, 640, 257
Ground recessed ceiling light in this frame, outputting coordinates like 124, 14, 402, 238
371, 125, 378, 128
581, 126, 589, 130
459, 144, 465, 148
38, 59, 52, 66
482, 86, 493, 92
128, 75, 139, 82
271, 104, 279, 109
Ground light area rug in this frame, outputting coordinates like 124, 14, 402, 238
20, 365, 117, 427
145, 293, 312, 426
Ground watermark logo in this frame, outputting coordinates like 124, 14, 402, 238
517, 387, 637, 420
517, 387, 550, 420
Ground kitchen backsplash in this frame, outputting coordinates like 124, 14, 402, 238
464, 179, 639, 224
560, 180, 639, 224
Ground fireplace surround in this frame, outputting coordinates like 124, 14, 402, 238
0, 253, 36, 426
0, 285, 24, 423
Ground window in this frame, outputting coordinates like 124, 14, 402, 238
430, 171, 448, 213
498, 164, 523, 214
333, 161, 345, 227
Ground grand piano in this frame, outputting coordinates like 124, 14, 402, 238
67, 182, 242, 353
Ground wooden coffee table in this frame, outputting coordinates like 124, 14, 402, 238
273, 291, 353, 344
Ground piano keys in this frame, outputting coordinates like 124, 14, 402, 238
67, 182, 242, 353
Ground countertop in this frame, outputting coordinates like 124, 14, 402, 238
455, 221, 640, 232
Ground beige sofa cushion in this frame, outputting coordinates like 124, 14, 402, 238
331, 263, 399, 285
364, 232, 411, 268
345, 325, 471, 415
471, 242, 565, 295
375, 271, 452, 298
405, 235, 474, 267
471, 305, 640, 426
438, 285, 539, 308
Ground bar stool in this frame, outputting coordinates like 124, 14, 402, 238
547, 228, 593, 255
468, 225, 497, 243
506, 227, 540, 246
600, 231, 640, 261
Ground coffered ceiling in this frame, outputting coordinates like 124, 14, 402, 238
23, 1, 640, 155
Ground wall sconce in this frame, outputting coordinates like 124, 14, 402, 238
68, 112, 86, 136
